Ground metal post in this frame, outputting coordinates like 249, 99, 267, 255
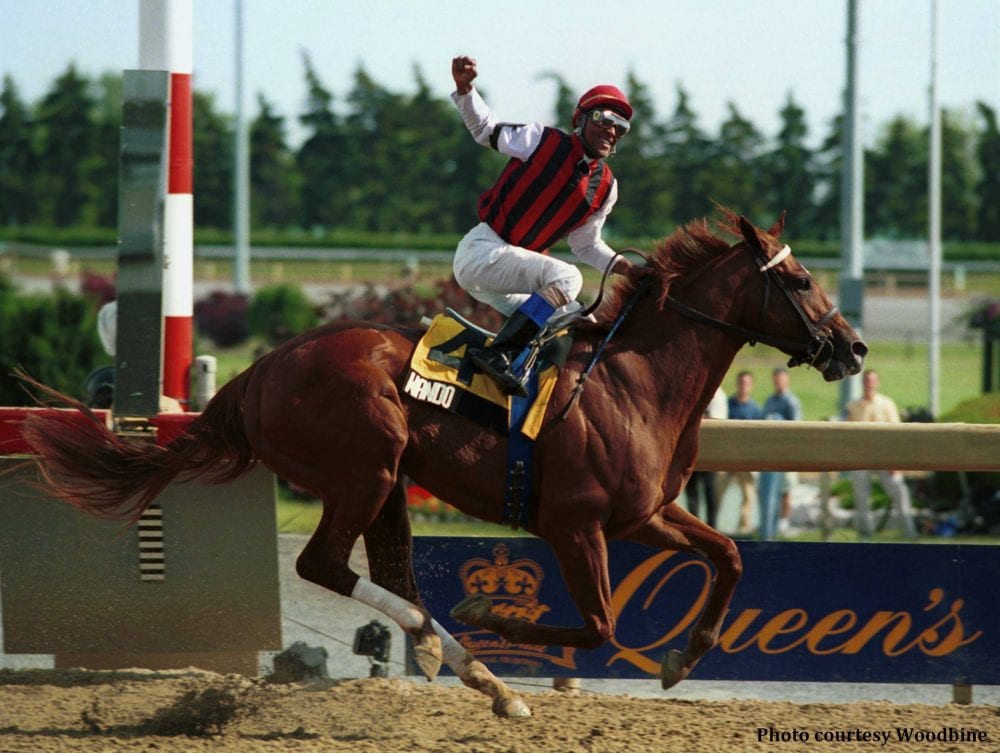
115, 70, 170, 421
928, 0, 942, 418
140, 0, 194, 408
839, 0, 864, 413
952, 683, 972, 704
233, 0, 252, 296
985, 333, 995, 393
552, 677, 581, 693
193, 355, 218, 411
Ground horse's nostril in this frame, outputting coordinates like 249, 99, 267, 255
852, 340, 869, 359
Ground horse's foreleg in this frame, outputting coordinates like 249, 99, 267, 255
627, 503, 743, 689
451, 522, 616, 649
363, 481, 529, 717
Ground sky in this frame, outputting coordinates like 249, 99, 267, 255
1, 0, 998, 149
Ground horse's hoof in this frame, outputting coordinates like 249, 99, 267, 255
660, 649, 687, 690
450, 594, 492, 626
412, 631, 443, 682
493, 694, 532, 718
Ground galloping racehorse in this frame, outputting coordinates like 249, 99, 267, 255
20, 210, 865, 718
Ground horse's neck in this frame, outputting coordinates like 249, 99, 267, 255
610, 295, 742, 421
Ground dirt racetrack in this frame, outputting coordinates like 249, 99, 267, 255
0, 669, 997, 753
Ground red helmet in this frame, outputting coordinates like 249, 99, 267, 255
573, 85, 633, 128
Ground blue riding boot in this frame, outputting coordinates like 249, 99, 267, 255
469, 293, 556, 396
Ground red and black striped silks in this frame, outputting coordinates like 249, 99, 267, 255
477, 127, 614, 251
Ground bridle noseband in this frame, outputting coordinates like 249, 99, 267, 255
660, 242, 840, 369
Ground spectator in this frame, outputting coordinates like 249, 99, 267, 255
685, 387, 728, 528
98, 300, 117, 357
716, 370, 763, 534
757, 368, 802, 540
844, 369, 917, 539
87, 300, 183, 414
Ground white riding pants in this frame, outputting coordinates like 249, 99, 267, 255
453, 223, 583, 317
851, 470, 917, 538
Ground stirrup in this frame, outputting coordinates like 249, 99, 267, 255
470, 348, 529, 397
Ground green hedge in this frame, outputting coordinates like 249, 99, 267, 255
247, 283, 320, 346
4, 226, 999, 261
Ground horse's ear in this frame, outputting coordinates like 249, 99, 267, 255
767, 211, 786, 239
738, 216, 765, 249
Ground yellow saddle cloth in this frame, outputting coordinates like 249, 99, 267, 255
403, 313, 562, 439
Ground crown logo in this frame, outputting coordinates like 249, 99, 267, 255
458, 544, 548, 622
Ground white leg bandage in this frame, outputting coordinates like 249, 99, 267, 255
431, 618, 474, 671
351, 578, 424, 631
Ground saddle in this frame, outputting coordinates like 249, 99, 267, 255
404, 308, 575, 529
403, 308, 573, 438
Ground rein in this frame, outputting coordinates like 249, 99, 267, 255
555, 241, 839, 420
662, 242, 839, 368
660, 294, 838, 359
557, 272, 653, 419
579, 248, 652, 319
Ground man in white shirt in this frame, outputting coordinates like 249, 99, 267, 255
845, 369, 916, 538
684, 387, 729, 529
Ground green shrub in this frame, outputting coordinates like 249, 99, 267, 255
0, 285, 106, 405
247, 283, 319, 346
937, 393, 1000, 424
915, 394, 1000, 514
830, 476, 890, 510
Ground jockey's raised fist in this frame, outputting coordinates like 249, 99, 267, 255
452, 56, 477, 95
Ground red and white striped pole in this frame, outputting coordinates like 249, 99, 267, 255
139, 0, 193, 409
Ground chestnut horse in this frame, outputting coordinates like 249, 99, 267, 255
20, 210, 865, 718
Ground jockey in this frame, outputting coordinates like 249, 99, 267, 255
450, 55, 640, 395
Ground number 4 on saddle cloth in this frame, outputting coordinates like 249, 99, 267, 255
403, 309, 574, 528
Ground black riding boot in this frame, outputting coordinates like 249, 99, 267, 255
469, 311, 541, 396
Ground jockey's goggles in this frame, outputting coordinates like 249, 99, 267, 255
589, 108, 630, 136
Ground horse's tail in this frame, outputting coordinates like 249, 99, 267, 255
17, 366, 257, 525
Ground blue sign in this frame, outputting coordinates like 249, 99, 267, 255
410, 538, 998, 684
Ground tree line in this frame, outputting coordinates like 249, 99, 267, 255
2, 56, 999, 244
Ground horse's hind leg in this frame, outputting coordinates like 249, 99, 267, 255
291, 386, 443, 681
296, 482, 443, 681
363, 480, 530, 718
627, 502, 743, 689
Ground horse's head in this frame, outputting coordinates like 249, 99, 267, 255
724, 212, 867, 381
599, 210, 866, 381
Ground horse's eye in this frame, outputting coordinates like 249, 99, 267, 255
795, 277, 811, 292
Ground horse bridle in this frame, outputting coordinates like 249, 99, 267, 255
558, 242, 839, 420
659, 242, 840, 369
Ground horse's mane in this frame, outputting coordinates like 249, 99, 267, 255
590, 208, 741, 329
